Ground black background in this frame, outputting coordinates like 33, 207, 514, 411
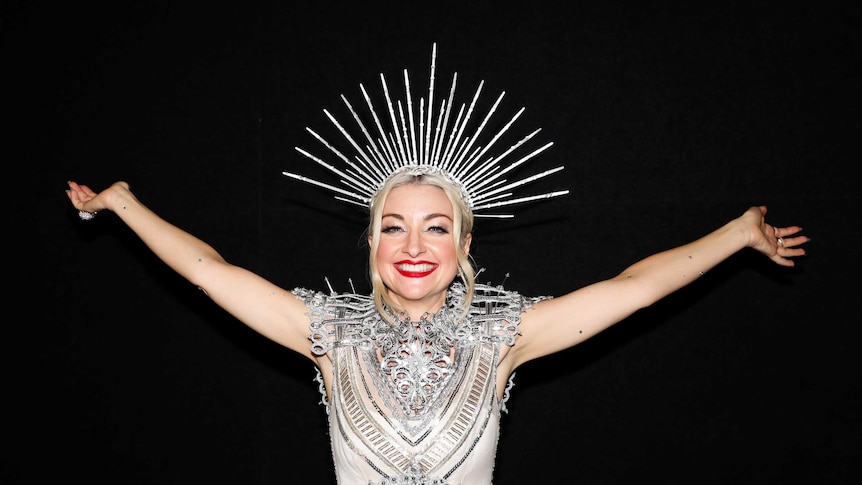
4, 1, 860, 483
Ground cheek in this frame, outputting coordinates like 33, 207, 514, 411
431, 240, 459, 261
375, 239, 397, 261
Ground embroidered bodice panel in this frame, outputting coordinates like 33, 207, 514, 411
292, 283, 547, 485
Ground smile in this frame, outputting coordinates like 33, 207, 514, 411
394, 261, 439, 277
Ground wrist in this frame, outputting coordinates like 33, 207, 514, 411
104, 182, 135, 213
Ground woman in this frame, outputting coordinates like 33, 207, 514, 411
65, 44, 808, 485
65, 169, 805, 484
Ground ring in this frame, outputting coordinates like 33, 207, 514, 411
78, 210, 97, 221
777, 237, 784, 247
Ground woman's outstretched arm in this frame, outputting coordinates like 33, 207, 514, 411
66, 180, 315, 360
506, 205, 808, 370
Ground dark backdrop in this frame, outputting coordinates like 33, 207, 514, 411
4, 1, 860, 484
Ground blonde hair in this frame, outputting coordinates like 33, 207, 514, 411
367, 170, 475, 322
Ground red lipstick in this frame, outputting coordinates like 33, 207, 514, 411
394, 260, 439, 278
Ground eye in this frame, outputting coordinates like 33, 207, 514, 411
381, 225, 404, 234
424, 225, 450, 234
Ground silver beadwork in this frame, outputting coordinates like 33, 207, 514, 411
78, 210, 96, 221
283, 43, 569, 218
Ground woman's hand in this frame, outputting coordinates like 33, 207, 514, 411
66, 180, 129, 217
743, 205, 808, 267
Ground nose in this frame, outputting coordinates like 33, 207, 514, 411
404, 229, 425, 258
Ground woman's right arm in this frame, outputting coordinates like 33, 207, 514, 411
66, 181, 315, 361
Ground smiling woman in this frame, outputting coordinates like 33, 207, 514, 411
291, 172, 540, 483
64, 44, 808, 484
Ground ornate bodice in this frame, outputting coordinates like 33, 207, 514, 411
292, 283, 546, 485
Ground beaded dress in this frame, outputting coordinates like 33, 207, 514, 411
292, 282, 547, 485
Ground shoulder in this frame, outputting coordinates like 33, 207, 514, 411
454, 283, 552, 347
463, 282, 551, 315
292, 287, 375, 313
293, 288, 378, 356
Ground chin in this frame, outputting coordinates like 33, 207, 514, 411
388, 279, 449, 300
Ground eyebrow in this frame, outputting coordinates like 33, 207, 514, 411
381, 212, 453, 221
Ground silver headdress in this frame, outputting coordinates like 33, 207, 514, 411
283, 43, 569, 218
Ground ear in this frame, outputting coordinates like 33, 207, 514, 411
462, 233, 472, 256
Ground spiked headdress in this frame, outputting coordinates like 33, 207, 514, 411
283, 44, 569, 218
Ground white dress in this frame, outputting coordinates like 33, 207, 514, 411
293, 282, 546, 485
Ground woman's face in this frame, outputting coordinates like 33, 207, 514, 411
373, 183, 471, 318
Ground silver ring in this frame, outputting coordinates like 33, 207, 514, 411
777, 237, 784, 247
78, 210, 97, 221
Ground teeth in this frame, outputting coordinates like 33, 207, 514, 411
396, 263, 436, 272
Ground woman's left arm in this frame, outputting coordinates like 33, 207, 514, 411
506, 206, 808, 369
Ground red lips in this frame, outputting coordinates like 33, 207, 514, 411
394, 260, 439, 277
